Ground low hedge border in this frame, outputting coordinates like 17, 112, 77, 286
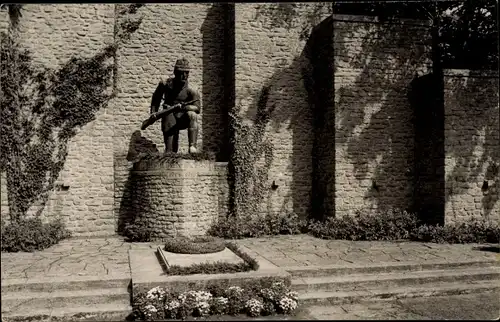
209, 209, 500, 244
165, 242, 259, 276
1, 218, 71, 253
164, 236, 226, 254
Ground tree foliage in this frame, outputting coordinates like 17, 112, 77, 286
333, 0, 498, 70
257, 1, 498, 70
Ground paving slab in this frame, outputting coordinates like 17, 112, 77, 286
306, 292, 500, 320
236, 235, 499, 269
1, 237, 137, 281
2, 235, 498, 284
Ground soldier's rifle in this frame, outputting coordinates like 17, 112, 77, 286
141, 99, 199, 130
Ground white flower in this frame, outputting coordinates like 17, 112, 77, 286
245, 298, 264, 317
143, 304, 158, 317
146, 286, 166, 300
197, 300, 211, 315
165, 300, 181, 311
227, 286, 244, 293
286, 291, 299, 301
480, 8, 491, 17
213, 296, 229, 305
260, 288, 276, 301
279, 297, 298, 313
195, 291, 212, 302
226, 286, 244, 298
442, 4, 462, 19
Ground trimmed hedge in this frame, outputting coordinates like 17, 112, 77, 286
308, 210, 499, 244
307, 209, 419, 241
410, 218, 500, 244
1, 218, 71, 252
210, 208, 499, 244
208, 213, 308, 239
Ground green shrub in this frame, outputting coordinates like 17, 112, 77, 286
410, 218, 500, 244
208, 213, 308, 239
164, 236, 226, 254
1, 217, 71, 252
131, 278, 297, 321
165, 242, 259, 275
308, 208, 419, 241
123, 220, 151, 242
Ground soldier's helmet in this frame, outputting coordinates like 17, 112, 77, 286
174, 58, 190, 72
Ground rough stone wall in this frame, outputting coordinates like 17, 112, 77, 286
130, 159, 228, 238
444, 70, 500, 224
0, 172, 8, 221
333, 15, 432, 217
234, 3, 331, 218
0, 10, 9, 223
113, 4, 229, 231
0, 4, 116, 236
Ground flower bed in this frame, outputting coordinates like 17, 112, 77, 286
131, 280, 298, 321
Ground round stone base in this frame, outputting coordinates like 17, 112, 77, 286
130, 156, 229, 239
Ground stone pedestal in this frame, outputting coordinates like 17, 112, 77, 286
130, 157, 229, 239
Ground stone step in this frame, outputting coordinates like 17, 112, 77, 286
292, 266, 500, 292
286, 259, 500, 278
298, 280, 500, 306
1, 303, 133, 321
2, 288, 131, 313
1, 275, 130, 293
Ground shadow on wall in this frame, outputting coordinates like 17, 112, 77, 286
234, 15, 334, 221
201, 4, 231, 161
444, 74, 499, 220
116, 130, 158, 234
334, 19, 430, 217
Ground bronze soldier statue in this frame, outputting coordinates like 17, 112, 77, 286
144, 58, 201, 154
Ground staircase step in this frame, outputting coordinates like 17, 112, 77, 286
286, 259, 500, 278
1, 303, 133, 321
298, 280, 500, 305
1, 275, 130, 293
2, 288, 130, 313
292, 266, 500, 292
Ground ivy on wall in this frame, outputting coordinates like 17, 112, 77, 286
0, 4, 143, 222
228, 86, 275, 219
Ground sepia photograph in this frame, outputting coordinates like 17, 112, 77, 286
0, 1, 498, 321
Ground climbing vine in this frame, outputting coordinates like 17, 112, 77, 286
228, 86, 275, 219
0, 4, 143, 222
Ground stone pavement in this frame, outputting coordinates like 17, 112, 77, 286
1, 238, 145, 280
237, 234, 499, 268
306, 292, 500, 320
1, 234, 497, 282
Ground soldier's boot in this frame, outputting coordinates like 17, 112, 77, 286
188, 128, 198, 154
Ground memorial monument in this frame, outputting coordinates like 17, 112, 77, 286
132, 58, 228, 240
141, 58, 201, 154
